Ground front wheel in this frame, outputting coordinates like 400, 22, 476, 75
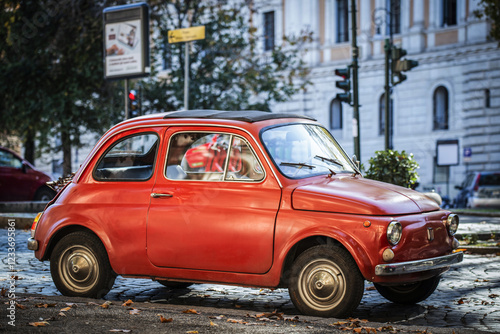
374, 275, 441, 304
50, 232, 116, 298
288, 245, 364, 318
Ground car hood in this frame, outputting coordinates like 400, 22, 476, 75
292, 176, 440, 216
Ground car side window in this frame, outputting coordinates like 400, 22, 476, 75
93, 133, 158, 181
0, 150, 22, 168
166, 132, 264, 182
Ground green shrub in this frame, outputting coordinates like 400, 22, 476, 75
364, 150, 419, 188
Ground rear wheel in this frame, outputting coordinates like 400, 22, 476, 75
157, 281, 193, 289
288, 245, 364, 318
374, 275, 441, 304
34, 187, 55, 201
50, 232, 116, 298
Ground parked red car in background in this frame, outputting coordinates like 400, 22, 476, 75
0, 146, 55, 201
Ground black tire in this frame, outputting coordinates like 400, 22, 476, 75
288, 245, 364, 318
34, 187, 55, 201
50, 232, 116, 298
157, 280, 193, 289
374, 275, 441, 304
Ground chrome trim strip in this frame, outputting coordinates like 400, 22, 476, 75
375, 252, 463, 276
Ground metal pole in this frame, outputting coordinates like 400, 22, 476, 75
384, 39, 391, 150
351, 0, 361, 161
184, 41, 190, 110
124, 78, 129, 120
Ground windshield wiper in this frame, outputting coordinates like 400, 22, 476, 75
280, 162, 316, 169
314, 155, 344, 168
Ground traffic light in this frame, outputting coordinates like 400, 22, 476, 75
335, 66, 352, 104
128, 90, 139, 118
391, 46, 418, 86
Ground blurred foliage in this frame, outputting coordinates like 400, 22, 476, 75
139, 0, 313, 112
474, 0, 500, 46
0, 0, 128, 173
364, 150, 419, 189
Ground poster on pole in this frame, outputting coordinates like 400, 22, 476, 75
103, 3, 150, 80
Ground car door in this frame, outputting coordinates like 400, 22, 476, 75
147, 127, 282, 274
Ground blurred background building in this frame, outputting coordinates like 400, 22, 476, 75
252, 0, 499, 198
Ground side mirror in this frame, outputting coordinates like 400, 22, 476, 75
351, 155, 360, 168
21, 163, 28, 174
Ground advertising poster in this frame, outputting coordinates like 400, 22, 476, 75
105, 19, 143, 77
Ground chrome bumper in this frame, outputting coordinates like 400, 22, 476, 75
27, 238, 38, 251
375, 252, 463, 276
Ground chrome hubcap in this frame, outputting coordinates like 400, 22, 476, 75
59, 246, 99, 293
298, 259, 346, 311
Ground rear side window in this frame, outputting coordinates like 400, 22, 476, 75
165, 132, 264, 182
479, 174, 500, 186
94, 133, 158, 181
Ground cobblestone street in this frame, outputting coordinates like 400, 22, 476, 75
2, 229, 500, 332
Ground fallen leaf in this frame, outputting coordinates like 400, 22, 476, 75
29, 321, 49, 327
15, 303, 27, 309
159, 315, 173, 323
209, 315, 225, 320
35, 303, 56, 308
58, 312, 67, 317
129, 308, 141, 315
109, 330, 131, 333
122, 299, 134, 306
100, 301, 112, 309
365, 286, 376, 291
210, 320, 218, 327
60, 306, 72, 312
182, 309, 200, 314
186, 331, 198, 334
227, 318, 248, 324
489, 294, 499, 298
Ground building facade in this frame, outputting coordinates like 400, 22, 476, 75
254, 0, 499, 198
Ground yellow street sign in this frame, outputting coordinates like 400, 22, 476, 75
168, 26, 205, 43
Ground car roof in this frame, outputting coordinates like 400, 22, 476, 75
162, 110, 316, 123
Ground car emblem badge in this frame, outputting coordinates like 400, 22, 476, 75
427, 228, 434, 242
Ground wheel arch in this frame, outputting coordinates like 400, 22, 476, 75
279, 234, 373, 287
42, 225, 106, 262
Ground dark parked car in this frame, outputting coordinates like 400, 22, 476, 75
454, 172, 500, 208
0, 146, 55, 201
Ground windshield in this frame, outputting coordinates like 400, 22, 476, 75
261, 123, 357, 178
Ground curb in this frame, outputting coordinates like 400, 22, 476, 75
0, 213, 37, 230
0, 201, 47, 213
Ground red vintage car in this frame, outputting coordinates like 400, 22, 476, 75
28, 110, 462, 318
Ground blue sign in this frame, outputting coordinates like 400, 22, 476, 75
464, 147, 472, 162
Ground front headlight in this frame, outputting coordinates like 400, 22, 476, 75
387, 221, 402, 245
447, 214, 459, 236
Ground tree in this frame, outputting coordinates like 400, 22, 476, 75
142, 0, 312, 113
364, 150, 419, 189
474, 0, 500, 46
0, 0, 123, 174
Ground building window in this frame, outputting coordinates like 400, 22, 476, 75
330, 99, 343, 130
387, 0, 401, 35
379, 93, 393, 136
263, 11, 275, 51
442, 0, 457, 27
433, 158, 449, 183
433, 86, 449, 130
336, 0, 349, 43
485, 89, 491, 108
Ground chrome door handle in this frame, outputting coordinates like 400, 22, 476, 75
150, 193, 173, 198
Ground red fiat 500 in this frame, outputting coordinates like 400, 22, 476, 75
28, 110, 462, 318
